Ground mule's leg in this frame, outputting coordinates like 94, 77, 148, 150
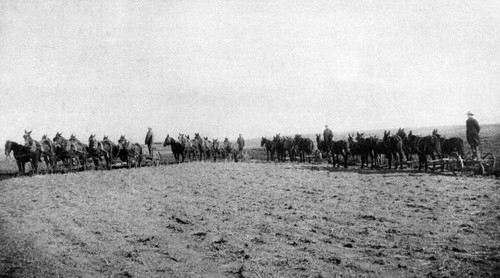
398, 151, 404, 169
43, 156, 51, 174
17, 161, 23, 175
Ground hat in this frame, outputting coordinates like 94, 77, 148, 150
148, 127, 152, 130
466, 111, 474, 116
325, 125, 328, 128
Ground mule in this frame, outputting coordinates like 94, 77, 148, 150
432, 129, 465, 158
212, 139, 221, 162
22, 130, 43, 174
118, 135, 142, 168
382, 131, 405, 169
330, 139, 350, 168
178, 134, 196, 161
408, 130, 443, 171
53, 133, 88, 171
294, 135, 313, 163
164, 134, 185, 163
222, 138, 239, 162
396, 128, 413, 163
5, 140, 39, 175
88, 134, 106, 170
101, 136, 124, 170
315, 134, 329, 159
261, 137, 275, 162
348, 133, 364, 167
39, 134, 57, 173
273, 134, 286, 162
193, 133, 207, 161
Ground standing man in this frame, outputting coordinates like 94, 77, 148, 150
237, 134, 245, 153
466, 111, 481, 159
323, 125, 333, 145
145, 127, 154, 157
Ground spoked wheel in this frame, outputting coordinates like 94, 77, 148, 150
449, 152, 464, 176
481, 153, 496, 176
463, 151, 483, 175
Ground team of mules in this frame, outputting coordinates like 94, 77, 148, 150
263, 128, 461, 172
5, 128, 463, 175
169, 134, 243, 163
5, 131, 146, 175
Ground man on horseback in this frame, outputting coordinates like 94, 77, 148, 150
323, 125, 333, 146
466, 111, 481, 159
145, 127, 154, 157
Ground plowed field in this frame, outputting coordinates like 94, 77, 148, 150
1, 162, 499, 277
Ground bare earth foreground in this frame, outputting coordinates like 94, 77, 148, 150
0, 163, 499, 277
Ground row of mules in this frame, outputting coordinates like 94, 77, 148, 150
259, 134, 314, 163
175, 134, 241, 162
6, 131, 143, 175
323, 128, 451, 171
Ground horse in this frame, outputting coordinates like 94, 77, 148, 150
260, 137, 275, 162
5, 140, 39, 175
164, 134, 185, 163
347, 133, 364, 167
330, 139, 350, 168
88, 134, 106, 170
432, 129, 465, 158
117, 135, 143, 168
382, 130, 405, 169
408, 130, 443, 172
222, 138, 239, 162
294, 135, 314, 163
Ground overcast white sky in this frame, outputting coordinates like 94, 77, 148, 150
1, 0, 499, 144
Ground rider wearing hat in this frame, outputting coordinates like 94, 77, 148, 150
466, 111, 480, 159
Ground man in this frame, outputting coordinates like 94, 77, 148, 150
466, 111, 480, 159
323, 125, 333, 145
145, 127, 154, 156
237, 134, 245, 152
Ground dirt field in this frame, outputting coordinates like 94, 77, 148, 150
1, 162, 499, 277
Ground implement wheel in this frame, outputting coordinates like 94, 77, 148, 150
481, 153, 496, 176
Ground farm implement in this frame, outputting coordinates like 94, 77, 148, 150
405, 152, 496, 176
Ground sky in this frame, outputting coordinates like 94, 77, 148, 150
1, 0, 499, 145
